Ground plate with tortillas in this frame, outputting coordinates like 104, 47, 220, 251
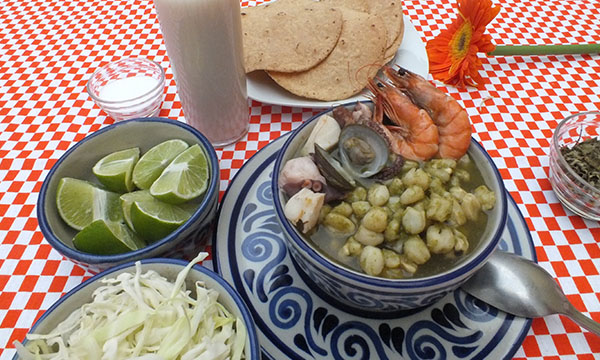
241, 0, 428, 108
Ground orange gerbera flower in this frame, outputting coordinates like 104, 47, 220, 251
426, 0, 500, 88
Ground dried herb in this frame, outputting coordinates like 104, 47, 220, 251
560, 137, 600, 189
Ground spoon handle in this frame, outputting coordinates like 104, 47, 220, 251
564, 304, 600, 336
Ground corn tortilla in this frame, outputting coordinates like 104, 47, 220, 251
267, 9, 387, 101
368, 0, 405, 52
383, 14, 405, 62
313, 0, 369, 12
241, 0, 343, 73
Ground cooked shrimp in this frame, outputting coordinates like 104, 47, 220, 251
367, 80, 439, 161
383, 66, 472, 160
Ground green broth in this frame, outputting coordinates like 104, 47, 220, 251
304, 156, 492, 279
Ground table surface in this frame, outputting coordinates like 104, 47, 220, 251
1, 0, 599, 359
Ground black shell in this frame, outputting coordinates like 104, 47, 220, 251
313, 144, 355, 191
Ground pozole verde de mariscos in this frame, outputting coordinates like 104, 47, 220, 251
279, 99, 497, 279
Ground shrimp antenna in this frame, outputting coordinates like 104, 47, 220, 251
355, 62, 384, 84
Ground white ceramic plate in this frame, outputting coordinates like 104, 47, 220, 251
214, 134, 534, 360
246, 15, 429, 108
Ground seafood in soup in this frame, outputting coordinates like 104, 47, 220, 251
279, 69, 496, 278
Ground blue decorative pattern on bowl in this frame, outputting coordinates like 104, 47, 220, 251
287, 243, 456, 310
214, 135, 534, 360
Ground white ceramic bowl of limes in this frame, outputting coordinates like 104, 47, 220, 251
38, 118, 219, 273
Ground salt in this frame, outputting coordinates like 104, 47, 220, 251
98, 76, 159, 102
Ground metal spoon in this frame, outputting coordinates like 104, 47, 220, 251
461, 250, 600, 336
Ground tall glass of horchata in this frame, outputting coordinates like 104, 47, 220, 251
153, 0, 249, 147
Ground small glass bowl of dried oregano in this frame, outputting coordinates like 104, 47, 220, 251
549, 111, 600, 221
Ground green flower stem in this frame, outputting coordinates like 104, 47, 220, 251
488, 44, 600, 56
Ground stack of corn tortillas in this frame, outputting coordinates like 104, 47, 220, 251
241, 0, 405, 101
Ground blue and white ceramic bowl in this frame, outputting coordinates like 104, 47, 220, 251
37, 118, 219, 273
14, 259, 260, 360
272, 105, 508, 312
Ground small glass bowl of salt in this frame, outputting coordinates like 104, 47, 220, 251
86, 58, 165, 121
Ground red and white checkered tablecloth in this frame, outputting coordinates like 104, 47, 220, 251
1, 0, 599, 358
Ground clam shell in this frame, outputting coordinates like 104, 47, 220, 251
339, 124, 389, 178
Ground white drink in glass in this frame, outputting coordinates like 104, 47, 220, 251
153, 0, 249, 147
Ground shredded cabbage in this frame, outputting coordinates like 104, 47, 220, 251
14, 253, 247, 360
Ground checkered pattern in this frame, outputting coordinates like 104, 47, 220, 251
0, 0, 598, 358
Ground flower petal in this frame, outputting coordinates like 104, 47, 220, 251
426, 0, 500, 88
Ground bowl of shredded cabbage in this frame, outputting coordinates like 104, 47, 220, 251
13, 253, 260, 360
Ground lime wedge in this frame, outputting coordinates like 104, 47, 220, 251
92, 147, 140, 193
56, 177, 122, 231
149, 144, 209, 204
130, 198, 194, 243
133, 139, 189, 190
73, 219, 146, 255
120, 190, 155, 230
